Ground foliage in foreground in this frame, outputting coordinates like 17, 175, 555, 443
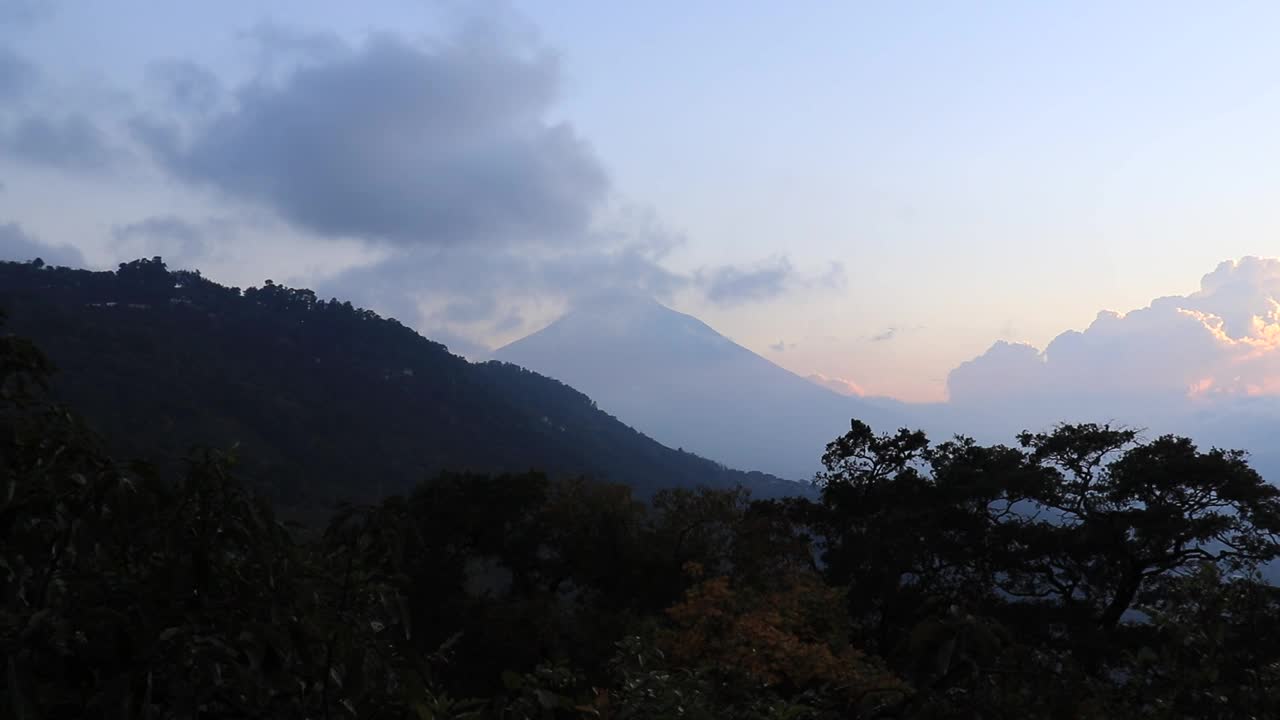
5, 307, 1280, 718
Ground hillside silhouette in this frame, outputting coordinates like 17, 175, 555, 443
0, 258, 798, 506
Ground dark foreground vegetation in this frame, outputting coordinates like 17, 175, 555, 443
6, 262, 1280, 718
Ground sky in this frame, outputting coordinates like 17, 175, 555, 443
3, 1, 1280, 402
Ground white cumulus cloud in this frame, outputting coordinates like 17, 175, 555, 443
948, 256, 1280, 415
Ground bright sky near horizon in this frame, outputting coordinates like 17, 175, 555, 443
3, 1, 1280, 401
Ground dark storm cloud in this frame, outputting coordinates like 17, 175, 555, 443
0, 46, 35, 99
0, 222, 84, 267
2, 113, 119, 171
137, 32, 608, 248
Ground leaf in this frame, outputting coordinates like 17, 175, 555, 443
535, 688, 561, 709
501, 670, 525, 690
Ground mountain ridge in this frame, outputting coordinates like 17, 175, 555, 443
496, 295, 903, 479
0, 258, 805, 505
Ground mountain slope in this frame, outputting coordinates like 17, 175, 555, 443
495, 294, 903, 479
0, 259, 801, 504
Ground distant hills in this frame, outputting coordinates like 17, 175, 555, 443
0, 259, 802, 505
495, 293, 904, 479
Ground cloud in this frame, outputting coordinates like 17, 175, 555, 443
317, 238, 688, 339
869, 324, 923, 342
313, 224, 856, 353
0, 40, 135, 174
698, 257, 848, 307
319, 234, 853, 351
0, 46, 35, 99
0, 222, 84, 267
424, 326, 492, 361
1, 113, 119, 171
806, 372, 866, 397
816, 260, 848, 291
947, 341, 1046, 404
111, 18, 836, 348
0, 46, 120, 172
146, 60, 223, 114
947, 257, 1280, 410
0, 14, 840, 352
111, 215, 213, 263
136, 30, 607, 248
701, 257, 796, 306
0, 0, 55, 26
439, 296, 502, 325
238, 21, 349, 72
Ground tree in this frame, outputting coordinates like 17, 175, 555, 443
1112, 564, 1280, 718
812, 418, 1280, 715
1002, 426, 1280, 651
115, 256, 173, 304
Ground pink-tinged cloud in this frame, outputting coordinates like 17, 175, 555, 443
806, 372, 866, 397
948, 257, 1280, 408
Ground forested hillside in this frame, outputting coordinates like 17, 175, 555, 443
6, 311, 1280, 718
0, 258, 795, 505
